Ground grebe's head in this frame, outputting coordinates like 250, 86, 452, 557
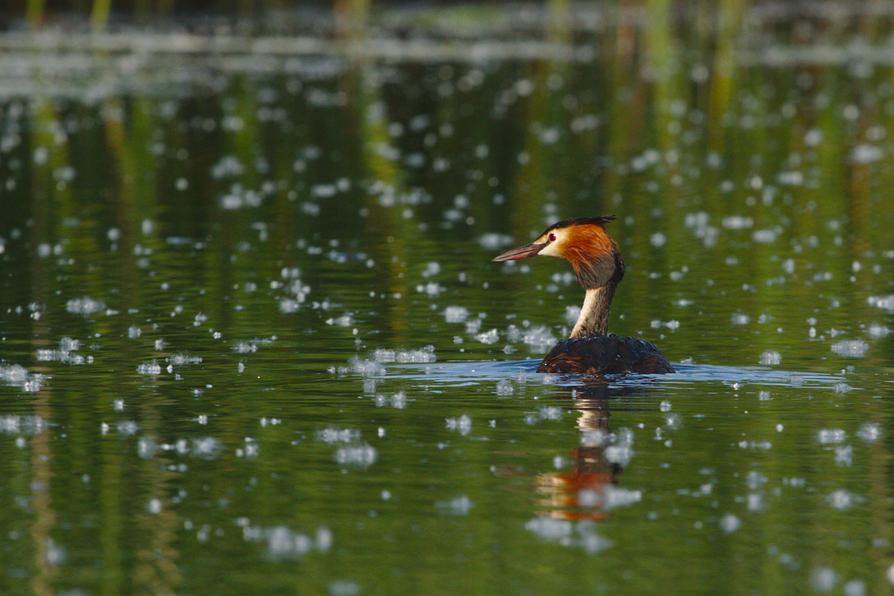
492, 216, 624, 289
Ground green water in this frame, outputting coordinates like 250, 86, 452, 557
1, 4, 893, 594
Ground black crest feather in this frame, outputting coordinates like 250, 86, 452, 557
543, 215, 616, 234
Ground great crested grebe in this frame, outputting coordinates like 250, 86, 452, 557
493, 216, 673, 375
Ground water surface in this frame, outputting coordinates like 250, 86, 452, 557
1, 3, 893, 594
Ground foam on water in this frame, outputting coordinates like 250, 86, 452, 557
36, 337, 90, 365
136, 361, 162, 375
65, 297, 106, 315
719, 513, 741, 533
476, 329, 500, 344
242, 524, 332, 560
759, 351, 782, 366
817, 429, 847, 444
868, 295, 894, 312
524, 517, 612, 554
445, 415, 472, 435
372, 345, 436, 363
317, 427, 362, 444
522, 326, 557, 350
435, 495, 473, 516
0, 363, 45, 392
0, 415, 47, 435
830, 340, 869, 358
334, 443, 378, 467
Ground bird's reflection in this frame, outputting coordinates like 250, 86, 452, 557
535, 383, 634, 521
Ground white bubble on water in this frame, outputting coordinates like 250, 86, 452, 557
436, 495, 473, 516
663, 414, 682, 430
817, 429, 846, 444
852, 144, 882, 164
601, 485, 642, 510
316, 527, 333, 552
232, 342, 257, 354
191, 437, 223, 459
730, 312, 751, 326
803, 128, 823, 147
856, 423, 881, 443
778, 170, 804, 186
372, 346, 436, 363
747, 494, 764, 512
478, 233, 512, 250
211, 155, 244, 179
243, 524, 332, 560
375, 391, 407, 409
329, 581, 360, 596
722, 216, 753, 229
868, 295, 894, 312
581, 429, 608, 447
169, 353, 202, 366
444, 306, 469, 323
522, 326, 557, 350
334, 443, 377, 467
445, 415, 472, 436
137, 437, 157, 459
0, 415, 46, 435
317, 428, 362, 444
327, 314, 354, 327
279, 298, 300, 313
341, 358, 385, 377
719, 513, 741, 533
831, 340, 869, 358
605, 434, 634, 466
843, 580, 866, 596
44, 538, 66, 566
136, 361, 162, 375
525, 517, 572, 541
835, 445, 853, 466
759, 351, 781, 366
117, 421, 139, 436
66, 297, 105, 315
811, 567, 838, 592
36, 337, 87, 365
476, 329, 499, 344
495, 379, 514, 396
752, 229, 777, 243
465, 318, 482, 334
868, 323, 890, 338
538, 406, 563, 421
415, 282, 442, 296
220, 184, 264, 209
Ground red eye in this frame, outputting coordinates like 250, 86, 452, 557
548, 233, 556, 242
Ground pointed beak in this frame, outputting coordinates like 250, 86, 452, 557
492, 242, 546, 262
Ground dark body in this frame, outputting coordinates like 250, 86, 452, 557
537, 335, 674, 375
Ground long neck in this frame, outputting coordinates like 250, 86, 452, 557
570, 284, 616, 338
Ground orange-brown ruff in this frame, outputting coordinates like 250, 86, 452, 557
493, 216, 673, 375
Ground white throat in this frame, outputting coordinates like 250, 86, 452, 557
570, 286, 615, 338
